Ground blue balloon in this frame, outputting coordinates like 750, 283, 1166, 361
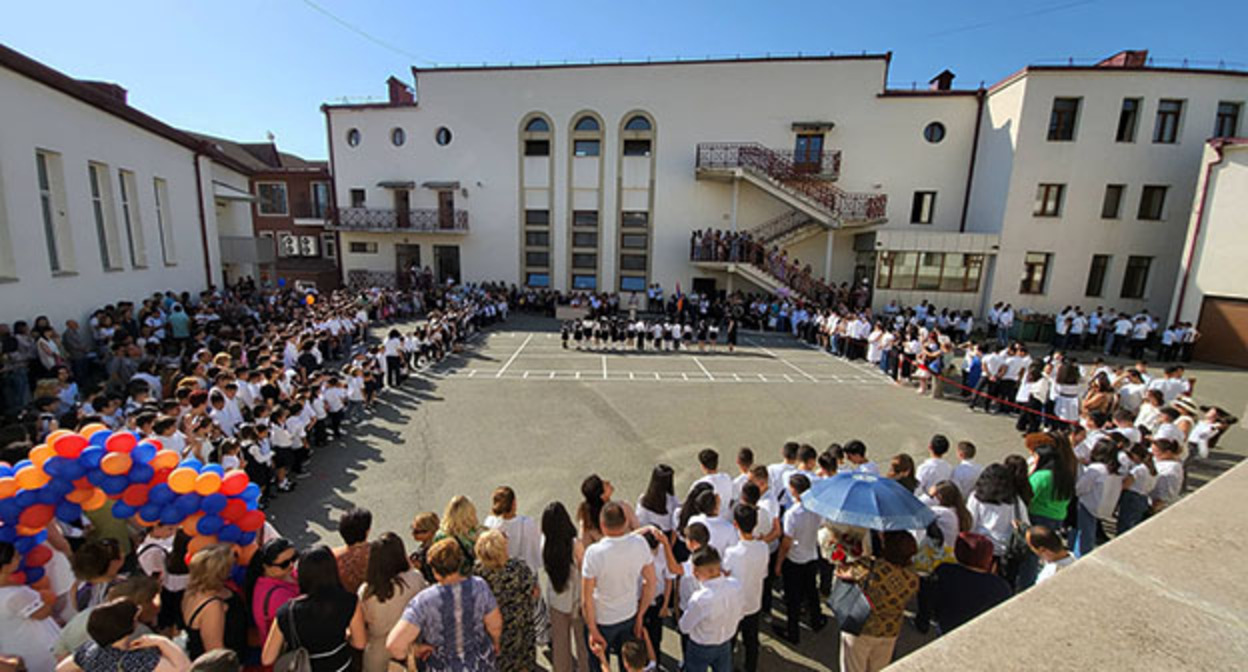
241, 484, 261, 502
87, 470, 107, 487
202, 464, 225, 477
128, 463, 155, 484
43, 456, 68, 478
55, 501, 83, 523
174, 494, 203, 515
196, 514, 224, 536
0, 526, 16, 543
132, 443, 157, 464
14, 460, 32, 471
218, 524, 242, 544
59, 459, 86, 481
180, 458, 203, 472
35, 486, 61, 505
238, 531, 257, 547
14, 490, 36, 508
14, 534, 41, 554
139, 503, 163, 522
0, 464, 13, 478
23, 567, 45, 584
89, 431, 111, 448
47, 479, 75, 498
102, 475, 129, 495
202, 494, 228, 515
159, 507, 185, 525
277, 278, 286, 287
111, 502, 137, 519
148, 484, 175, 505
80, 447, 106, 469
245, 498, 258, 511
0, 500, 20, 524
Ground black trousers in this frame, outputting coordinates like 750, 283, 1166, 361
386, 355, 403, 387
781, 559, 821, 641
737, 610, 760, 672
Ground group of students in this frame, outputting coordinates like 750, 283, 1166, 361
561, 317, 739, 353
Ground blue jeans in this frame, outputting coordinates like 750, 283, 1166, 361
1117, 490, 1150, 535
684, 640, 732, 672
1073, 502, 1099, 558
587, 618, 634, 672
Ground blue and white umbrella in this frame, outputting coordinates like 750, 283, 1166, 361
802, 472, 936, 531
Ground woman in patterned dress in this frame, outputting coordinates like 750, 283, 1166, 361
835, 531, 920, 672
473, 530, 537, 672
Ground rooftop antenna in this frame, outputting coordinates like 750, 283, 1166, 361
266, 131, 276, 143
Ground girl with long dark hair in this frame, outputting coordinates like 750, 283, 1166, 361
541, 502, 588, 672
261, 545, 367, 672
636, 464, 678, 542
359, 533, 427, 672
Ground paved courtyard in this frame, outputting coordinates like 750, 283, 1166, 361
268, 314, 1248, 670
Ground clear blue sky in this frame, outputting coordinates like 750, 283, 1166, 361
4, 0, 1246, 160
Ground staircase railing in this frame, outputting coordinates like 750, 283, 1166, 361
748, 210, 816, 246
689, 237, 840, 304
696, 143, 887, 222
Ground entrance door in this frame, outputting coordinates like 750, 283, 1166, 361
692, 277, 717, 297
438, 191, 455, 230
395, 244, 421, 290
793, 134, 824, 173
434, 245, 460, 286
1195, 296, 1248, 368
394, 190, 410, 229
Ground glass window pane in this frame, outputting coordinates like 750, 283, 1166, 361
525, 251, 549, 267
525, 209, 550, 226
621, 211, 649, 228
572, 253, 597, 269
525, 231, 549, 247
621, 233, 647, 249
624, 116, 651, 131
572, 274, 597, 290
623, 140, 651, 156
916, 252, 943, 290
573, 211, 598, 228
573, 232, 597, 248
892, 252, 918, 290
620, 254, 647, 271
620, 275, 647, 291
574, 140, 600, 157
525, 118, 550, 132
574, 116, 600, 132
525, 140, 550, 156
526, 272, 550, 287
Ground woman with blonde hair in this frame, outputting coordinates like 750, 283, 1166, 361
433, 495, 482, 574
474, 530, 536, 672
181, 544, 248, 660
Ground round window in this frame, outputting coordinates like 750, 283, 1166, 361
391, 128, 405, 147
346, 128, 361, 147
923, 122, 946, 144
435, 127, 452, 146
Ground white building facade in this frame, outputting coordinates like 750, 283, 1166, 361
325, 50, 1246, 321
0, 44, 267, 327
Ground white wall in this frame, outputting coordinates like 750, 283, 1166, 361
1171, 142, 1248, 324
0, 68, 210, 327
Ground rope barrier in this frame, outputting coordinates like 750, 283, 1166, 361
889, 351, 1077, 426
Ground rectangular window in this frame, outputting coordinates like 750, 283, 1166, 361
350, 188, 366, 208
622, 139, 651, 157
525, 231, 550, 247
524, 209, 550, 227
88, 163, 121, 270
37, 151, 68, 272
348, 241, 378, 254
1116, 98, 1141, 142
1121, 256, 1152, 299
573, 210, 598, 228
620, 275, 647, 292
573, 232, 597, 248
916, 252, 944, 290
525, 251, 550, 267
320, 232, 337, 260
1214, 101, 1241, 138
1033, 184, 1065, 217
311, 182, 331, 218
1020, 252, 1051, 295
1138, 185, 1167, 220
619, 254, 647, 271
621, 211, 649, 228
1101, 184, 1125, 219
1047, 97, 1080, 141
938, 253, 984, 293
572, 253, 597, 269
257, 182, 289, 216
621, 233, 647, 249
1154, 99, 1183, 143
153, 177, 175, 265
573, 140, 600, 157
1085, 254, 1111, 297
118, 170, 146, 267
885, 252, 919, 290
910, 191, 936, 224
525, 139, 550, 157
572, 274, 597, 290
525, 272, 550, 288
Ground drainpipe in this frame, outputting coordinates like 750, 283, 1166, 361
192, 149, 214, 288
322, 105, 343, 287
958, 87, 986, 233
1172, 139, 1228, 322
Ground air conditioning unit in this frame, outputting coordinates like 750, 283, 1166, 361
278, 233, 299, 257
299, 235, 319, 257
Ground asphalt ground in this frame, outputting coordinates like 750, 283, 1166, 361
268, 314, 1247, 671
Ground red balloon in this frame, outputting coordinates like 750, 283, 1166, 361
18, 504, 55, 529
237, 510, 265, 532
73, 477, 92, 490
220, 471, 249, 497
52, 434, 88, 459
9, 571, 25, 585
150, 469, 172, 486
122, 484, 151, 508
221, 498, 247, 522
24, 545, 52, 568
105, 432, 137, 453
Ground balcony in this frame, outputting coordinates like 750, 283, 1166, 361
696, 142, 841, 181
328, 207, 470, 233
291, 200, 332, 226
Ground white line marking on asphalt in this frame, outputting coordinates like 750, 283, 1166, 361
576, 371, 582, 379
783, 373, 794, 382
682, 373, 689, 381
757, 373, 767, 381
733, 373, 741, 382
496, 334, 533, 378
654, 372, 661, 380
601, 356, 608, 380
549, 371, 556, 379
693, 357, 714, 380
746, 337, 821, 381
523, 371, 530, 379
629, 372, 635, 381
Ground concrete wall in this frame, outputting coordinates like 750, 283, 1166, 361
0, 67, 210, 327
1171, 142, 1248, 325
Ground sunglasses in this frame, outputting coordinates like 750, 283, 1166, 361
270, 555, 297, 569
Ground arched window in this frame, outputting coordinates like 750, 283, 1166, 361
624, 116, 652, 131
346, 128, 361, 147
574, 116, 600, 132
525, 118, 550, 132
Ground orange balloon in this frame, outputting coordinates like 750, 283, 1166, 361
168, 468, 198, 495
82, 488, 108, 511
0, 477, 17, 499
194, 472, 222, 496
181, 512, 205, 537
17, 525, 44, 536
29, 444, 55, 466
135, 513, 158, 527
186, 535, 219, 557
65, 487, 95, 504
45, 430, 72, 445
100, 452, 133, 476
79, 424, 109, 439
15, 466, 50, 491
150, 450, 180, 471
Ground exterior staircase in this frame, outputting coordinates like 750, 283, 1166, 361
748, 210, 825, 249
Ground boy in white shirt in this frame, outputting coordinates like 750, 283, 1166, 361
723, 504, 768, 672
915, 434, 954, 496
679, 547, 743, 672
1027, 526, 1074, 584
773, 474, 827, 644
766, 442, 800, 508
732, 447, 754, 504
582, 502, 657, 672
690, 449, 734, 523
842, 440, 879, 475
950, 441, 983, 499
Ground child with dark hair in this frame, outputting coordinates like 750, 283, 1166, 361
1073, 441, 1124, 557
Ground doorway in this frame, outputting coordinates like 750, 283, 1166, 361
396, 244, 421, 290
793, 133, 824, 173
692, 277, 717, 297
434, 245, 460, 286
438, 191, 455, 230
394, 190, 411, 229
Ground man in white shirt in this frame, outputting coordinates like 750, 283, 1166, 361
724, 504, 768, 672
915, 434, 954, 496
772, 474, 826, 644
679, 546, 743, 672
766, 442, 800, 508
582, 503, 657, 672
691, 449, 735, 522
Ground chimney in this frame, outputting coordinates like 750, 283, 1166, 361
80, 80, 128, 105
387, 76, 414, 104
1096, 50, 1149, 68
929, 69, 956, 91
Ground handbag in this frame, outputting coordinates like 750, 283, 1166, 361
1004, 498, 1032, 566
828, 561, 875, 636
273, 601, 312, 672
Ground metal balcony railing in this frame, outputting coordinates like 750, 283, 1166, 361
748, 210, 816, 245
330, 207, 470, 232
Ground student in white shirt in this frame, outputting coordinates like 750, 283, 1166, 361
773, 474, 826, 644
1148, 439, 1184, 512
731, 448, 755, 505
582, 502, 657, 672
1027, 526, 1074, 584
679, 546, 743, 672
766, 442, 800, 508
746, 467, 783, 617
842, 440, 879, 475
723, 504, 768, 672
636, 465, 680, 542
915, 434, 954, 496
690, 449, 734, 523
967, 464, 1030, 559
1073, 442, 1123, 557
687, 486, 736, 556
950, 441, 983, 499
1117, 443, 1157, 534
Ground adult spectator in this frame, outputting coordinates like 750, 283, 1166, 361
359, 533, 427, 672
334, 508, 373, 594
386, 538, 502, 671
581, 502, 656, 672
836, 532, 920, 672
181, 544, 247, 660
57, 598, 189, 672
54, 576, 159, 661
931, 533, 1013, 634
433, 496, 482, 575
262, 546, 366, 672
483, 486, 541, 576
541, 502, 589, 672
474, 530, 537, 672
244, 539, 299, 646
0, 540, 60, 672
